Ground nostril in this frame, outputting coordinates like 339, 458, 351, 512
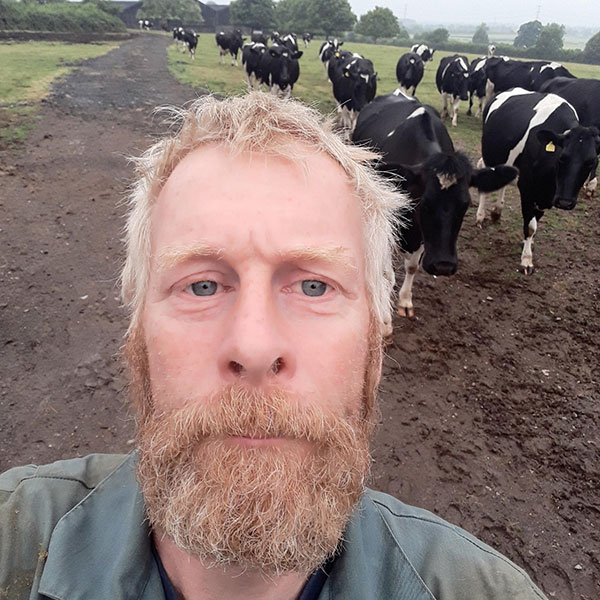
229, 361, 244, 374
271, 357, 283, 375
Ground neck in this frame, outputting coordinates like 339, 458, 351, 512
154, 533, 308, 600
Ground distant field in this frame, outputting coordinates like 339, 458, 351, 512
0, 41, 116, 147
167, 33, 600, 157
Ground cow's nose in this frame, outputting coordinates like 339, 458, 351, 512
425, 261, 457, 276
553, 197, 577, 210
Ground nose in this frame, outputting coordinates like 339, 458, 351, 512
217, 287, 295, 385
423, 260, 457, 276
553, 196, 576, 210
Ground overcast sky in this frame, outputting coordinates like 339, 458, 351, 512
348, 0, 596, 28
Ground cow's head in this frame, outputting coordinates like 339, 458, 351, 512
345, 58, 377, 110
382, 153, 518, 276
449, 57, 470, 100
537, 126, 600, 210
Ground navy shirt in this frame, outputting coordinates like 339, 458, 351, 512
152, 542, 334, 600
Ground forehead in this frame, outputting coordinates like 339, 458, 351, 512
150, 144, 366, 266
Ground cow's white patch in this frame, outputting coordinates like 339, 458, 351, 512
360, 73, 370, 83
521, 217, 538, 271
407, 107, 426, 119
505, 94, 576, 166
393, 88, 415, 100
409, 57, 415, 64
485, 87, 534, 122
457, 57, 468, 72
474, 58, 487, 72
437, 172, 457, 189
386, 128, 396, 138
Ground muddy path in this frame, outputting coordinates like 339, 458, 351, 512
0, 33, 598, 599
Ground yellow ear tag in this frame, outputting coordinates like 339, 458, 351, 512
545, 141, 556, 152
344, 71, 349, 77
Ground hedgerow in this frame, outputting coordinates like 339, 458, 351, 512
0, 1, 126, 33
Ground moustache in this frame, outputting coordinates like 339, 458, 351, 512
139, 385, 370, 453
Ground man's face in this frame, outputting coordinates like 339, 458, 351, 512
143, 143, 371, 422
133, 143, 376, 575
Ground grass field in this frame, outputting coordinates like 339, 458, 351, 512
167, 33, 600, 160
0, 41, 116, 148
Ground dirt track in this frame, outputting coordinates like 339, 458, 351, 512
0, 34, 598, 599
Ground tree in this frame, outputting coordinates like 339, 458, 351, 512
137, 0, 203, 22
274, 0, 311, 33
584, 30, 600, 64
472, 22, 489, 44
355, 6, 400, 42
306, 0, 356, 37
534, 23, 565, 57
422, 27, 448, 45
230, 0, 275, 30
514, 20, 542, 48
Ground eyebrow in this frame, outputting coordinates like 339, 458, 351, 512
156, 243, 358, 275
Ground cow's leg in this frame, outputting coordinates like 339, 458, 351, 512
451, 96, 460, 127
219, 50, 224, 64
484, 79, 495, 109
491, 186, 506, 222
520, 205, 543, 275
467, 92, 473, 116
397, 246, 424, 318
440, 92, 449, 120
399, 84, 408, 95
584, 160, 598, 197
476, 157, 490, 227
475, 96, 483, 119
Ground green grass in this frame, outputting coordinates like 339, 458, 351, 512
168, 33, 600, 160
0, 41, 117, 148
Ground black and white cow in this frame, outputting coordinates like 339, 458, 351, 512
182, 30, 198, 60
330, 52, 377, 133
138, 19, 152, 30
478, 88, 600, 273
302, 32, 312, 47
487, 43, 496, 57
436, 54, 470, 127
258, 43, 302, 98
529, 61, 575, 91
173, 27, 186, 52
353, 91, 518, 318
467, 56, 488, 118
280, 33, 299, 52
251, 32, 268, 44
216, 30, 246, 66
410, 44, 435, 62
319, 39, 343, 72
540, 77, 600, 196
395, 52, 424, 96
242, 42, 267, 89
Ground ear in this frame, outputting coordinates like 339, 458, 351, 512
339, 41, 344, 46
470, 165, 519, 192
537, 129, 566, 150
293, 50, 303, 59
377, 162, 423, 188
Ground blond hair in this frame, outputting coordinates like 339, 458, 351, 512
122, 92, 406, 334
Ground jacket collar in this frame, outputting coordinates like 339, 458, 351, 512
39, 453, 164, 600
38, 454, 433, 600
322, 492, 436, 600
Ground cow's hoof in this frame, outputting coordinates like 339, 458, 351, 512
519, 264, 535, 275
476, 218, 487, 229
490, 210, 502, 223
397, 306, 415, 318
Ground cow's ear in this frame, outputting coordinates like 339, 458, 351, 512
471, 165, 519, 192
339, 41, 344, 46
536, 129, 565, 149
377, 162, 422, 188
293, 50, 303, 59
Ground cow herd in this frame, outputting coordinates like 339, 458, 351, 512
168, 28, 600, 321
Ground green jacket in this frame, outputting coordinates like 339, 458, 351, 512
0, 453, 547, 600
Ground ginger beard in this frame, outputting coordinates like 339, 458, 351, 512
128, 324, 382, 576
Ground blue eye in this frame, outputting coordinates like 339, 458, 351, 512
190, 281, 218, 296
301, 280, 327, 296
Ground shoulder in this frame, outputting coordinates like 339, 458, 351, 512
361, 489, 547, 599
0, 454, 130, 596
